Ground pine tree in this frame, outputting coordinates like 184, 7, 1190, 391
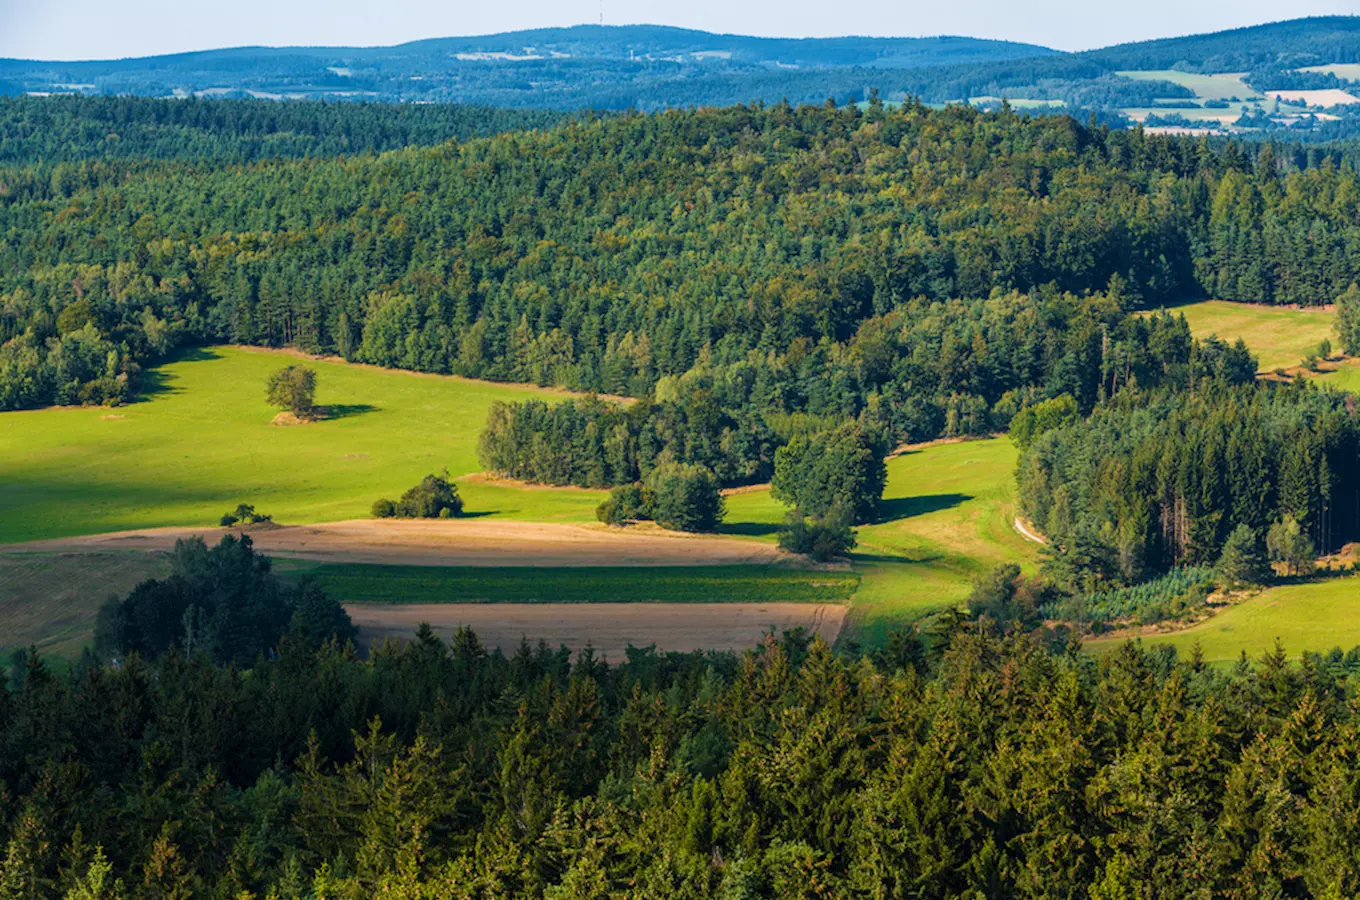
1217, 524, 1269, 588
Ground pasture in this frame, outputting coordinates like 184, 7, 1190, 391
1085, 574, 1360, 664
0, 346, 606, 544
1161, 300, 1336, 372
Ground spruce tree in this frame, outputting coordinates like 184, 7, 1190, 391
1218, 524, 1269, 588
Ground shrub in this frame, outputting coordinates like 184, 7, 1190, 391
596, 483, 656, 525
371, 498, 396, 518
647, 463, 724, 532
394, 471, 463, 519
777, 509, 857, 561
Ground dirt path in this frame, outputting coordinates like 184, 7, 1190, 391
1013, 517, 1047, 545
0, 519, 790, 568
347, 602, 845, 657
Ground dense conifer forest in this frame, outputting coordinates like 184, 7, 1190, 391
9, 616, 1360, 897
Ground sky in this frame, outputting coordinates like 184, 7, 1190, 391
1, 0, 1358, 60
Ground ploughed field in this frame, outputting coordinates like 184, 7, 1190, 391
347, 602, 847, 658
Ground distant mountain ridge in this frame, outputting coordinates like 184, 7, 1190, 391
0, 25, 1056, 109
2, 17, 1360, 119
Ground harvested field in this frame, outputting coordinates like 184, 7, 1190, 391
347, 602, 846, 657
1, 518, 789, 568
0, 552, 170, 657
1267, 89, 1360, 106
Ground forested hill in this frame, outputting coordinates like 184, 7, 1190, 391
0, 103, 1349, 401
0, 95, 569, 166
0, 100, 1352, 414
0, 25, 1054, 109
1084, 16, 1360, 72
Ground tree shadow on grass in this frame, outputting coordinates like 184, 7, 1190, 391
458, 510, 498, 519
718, 522, 783, 538
130, 347, 223, 403
318, 403, 379, 420
873, 493, 971, 525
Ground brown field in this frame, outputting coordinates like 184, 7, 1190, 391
347, 602, 846, 657
0, 552, 171, 656
1, 518, 789, 568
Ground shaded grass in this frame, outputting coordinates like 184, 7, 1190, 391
0, 552, 171, 661
291, 562, 859, 605
0, 347, 605, 544
1085, 574, 1360, 664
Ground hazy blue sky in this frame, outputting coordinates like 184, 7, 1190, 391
2, 0, 1357, 60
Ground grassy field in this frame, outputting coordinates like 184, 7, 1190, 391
1117, 70, 1261, 102
1301, 63, 1360, 81
295, 562, 858, 604
1161, 300, 1337, 372
1116, 71, 1264, 124
0, 345, 1038, 654
0, 346, 606, 544
1086, 574, 1360, 664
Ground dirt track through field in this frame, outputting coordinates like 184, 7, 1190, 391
0, 519, 789, 568
347, 602, 845, 657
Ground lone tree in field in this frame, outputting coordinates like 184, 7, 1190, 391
266, 365, 317, 418
772, 423, 887, 524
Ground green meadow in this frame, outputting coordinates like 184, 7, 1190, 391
723, 438, 1039, 645
1086, 575, 1360, 664
1116, 70, 1262, 102
0, 346, 605, 544
1161, 300, 1336, 372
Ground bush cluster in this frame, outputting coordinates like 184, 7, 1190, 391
372, 472, 464, 519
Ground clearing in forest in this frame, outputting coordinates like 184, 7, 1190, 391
1161, 300, 1336, 373
1085, 573, 1360, 663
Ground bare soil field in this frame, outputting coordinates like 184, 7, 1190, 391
347, 602, 846, 657
0, 519, 789, 568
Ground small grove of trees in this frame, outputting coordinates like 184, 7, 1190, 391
266, 365, 317, 417
596, 464, 725, 532
220, 503, 271, 527
1009, 394, 1079, 451
771, 423, 887, 525
372, 472, 464, 519
596, 483, 656, 525
93, 534, 356, 665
